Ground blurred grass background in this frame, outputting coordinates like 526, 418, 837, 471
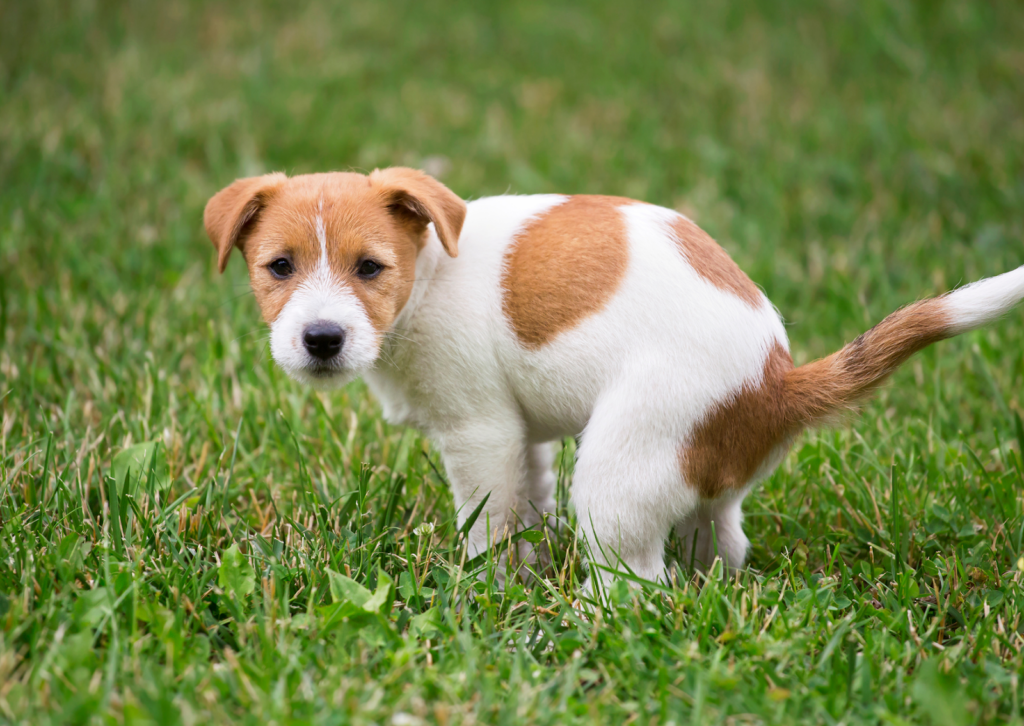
1, 1, 1024, 724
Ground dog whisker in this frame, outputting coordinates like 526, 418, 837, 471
232, 327, 266, 343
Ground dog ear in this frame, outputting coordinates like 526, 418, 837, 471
370, 167, 466, 257
204, 173, 288, 273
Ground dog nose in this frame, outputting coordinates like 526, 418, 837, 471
303, 322, 344, 360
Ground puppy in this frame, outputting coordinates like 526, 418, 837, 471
205, 168, 1024, 586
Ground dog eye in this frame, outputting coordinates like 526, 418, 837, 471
268, 258, 294, 279
357, 259, 382, 279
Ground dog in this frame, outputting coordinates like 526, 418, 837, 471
205, 167, 1024, 586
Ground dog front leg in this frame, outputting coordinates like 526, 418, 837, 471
436, 418, 531, 579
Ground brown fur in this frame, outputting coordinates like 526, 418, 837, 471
203, 168, 466, 331
204, 173, 288, 274
670, 217, 762, 307
369, 167, 466, 258
782, 297, 953, 425
501, 196, 633, 348
681, 342, 795, 498
683, 297, 952, 498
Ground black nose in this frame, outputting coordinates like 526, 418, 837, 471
303, 322, 344, 361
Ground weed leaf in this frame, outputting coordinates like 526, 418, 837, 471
110, 441, 170, 496
218, 544, 255, 599
327, 569, 372, 608
911, 658, 968, 726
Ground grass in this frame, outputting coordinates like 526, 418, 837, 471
2, 0, 1024, 723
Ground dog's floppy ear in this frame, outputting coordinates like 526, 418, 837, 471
204, 173, 288, 273
370, 167, 466, 257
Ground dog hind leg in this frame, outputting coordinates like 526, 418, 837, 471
571, 395, 700, 591
674, 496, 749, 574
520, 442, 559, 528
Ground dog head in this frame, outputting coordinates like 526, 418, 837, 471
204, 168, 465, 388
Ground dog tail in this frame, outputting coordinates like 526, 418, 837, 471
783, 264, 1024, 428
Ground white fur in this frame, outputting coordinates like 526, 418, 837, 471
269, 207, 379, 387
944, 265, 1024, 334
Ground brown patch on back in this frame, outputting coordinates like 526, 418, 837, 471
682, 296, 954, 499
502, 196, 633, 348
670, 217, 761, 307
681, 342, 795, 499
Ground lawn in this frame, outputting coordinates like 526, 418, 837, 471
2, 0, 1024, 723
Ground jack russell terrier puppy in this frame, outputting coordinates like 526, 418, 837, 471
205, 167, 1024, 586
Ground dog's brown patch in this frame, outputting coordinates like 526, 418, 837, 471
204, 173, 288, 274
204, 168, 466, 332
682, 296, 953, 499
670, 217, 761, 307
501, 196, 633, 348
681, 342, 794, 499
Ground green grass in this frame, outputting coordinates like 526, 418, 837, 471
2, 0, 1024, 723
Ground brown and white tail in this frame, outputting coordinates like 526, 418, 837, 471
783, 265, 1024, 428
